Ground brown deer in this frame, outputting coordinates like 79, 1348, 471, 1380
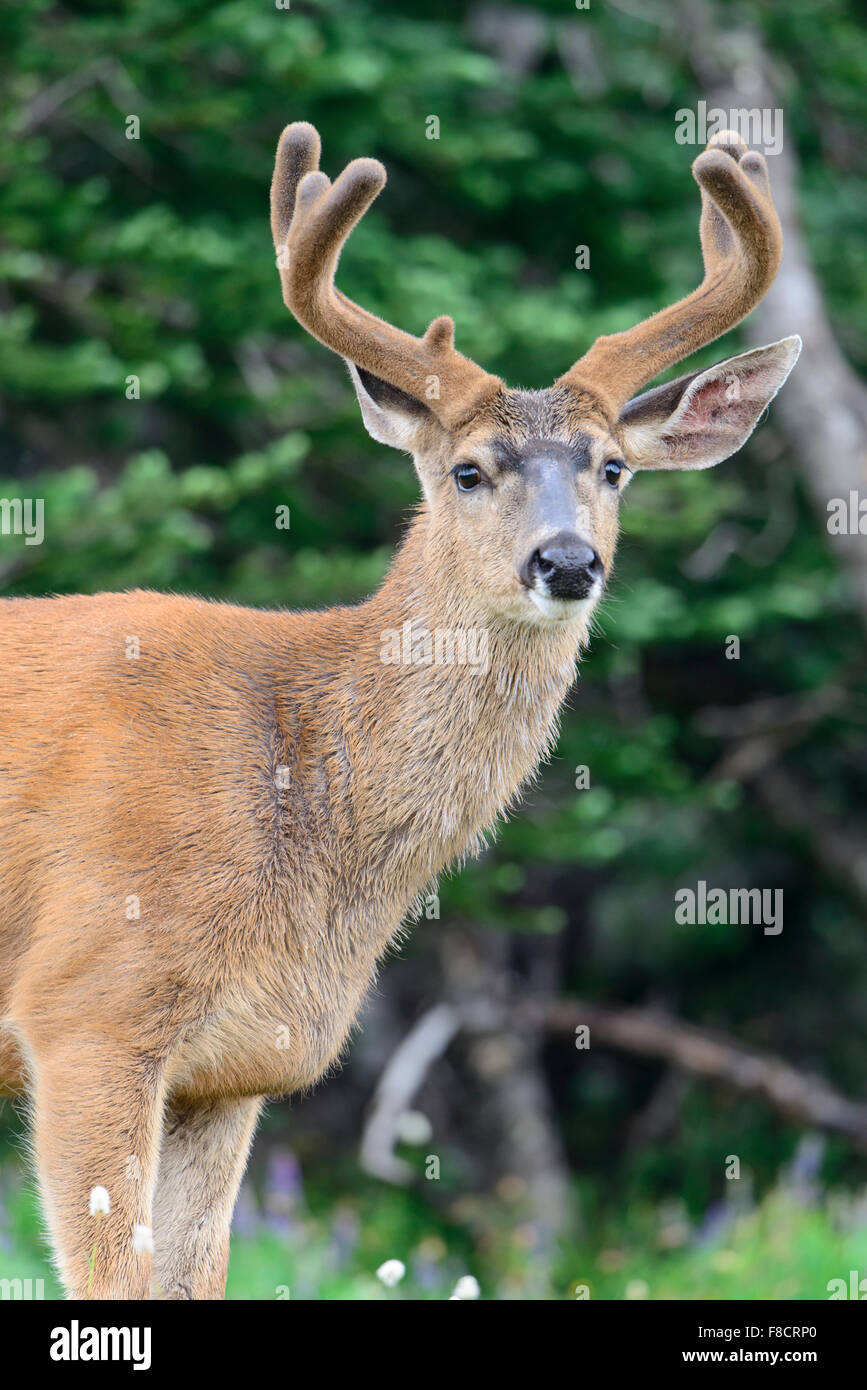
0, 123, 799, 1299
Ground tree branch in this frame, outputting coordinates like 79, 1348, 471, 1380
540, 997, 867, 1151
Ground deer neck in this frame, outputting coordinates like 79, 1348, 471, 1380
328, 511, 587, 901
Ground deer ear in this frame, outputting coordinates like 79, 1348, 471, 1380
618, 336, 802, 471
347, 362, 438, 451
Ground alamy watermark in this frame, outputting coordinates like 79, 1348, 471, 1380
674, 102, 784, 157
380, 622, 489, 674
0, 497, 44, 546
50, 1321, 151, 1370
827, 491, 867, 535
0, 1277, 45, 1300
675, 881, 783, 935
828, 1271, 867, 1299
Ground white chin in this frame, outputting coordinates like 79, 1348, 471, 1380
526, 587, 600, 624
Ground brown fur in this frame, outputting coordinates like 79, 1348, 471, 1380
0, 124, 798, 1299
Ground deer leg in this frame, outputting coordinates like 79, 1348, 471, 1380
27, 1041, 166, 1299
151, 1095, 262, 1300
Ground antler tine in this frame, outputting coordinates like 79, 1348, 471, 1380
271, 123, 501, 428
558, 131, 783, 416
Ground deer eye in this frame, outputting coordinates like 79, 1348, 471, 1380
454, 463, 484, 491
604, 460, 623, 487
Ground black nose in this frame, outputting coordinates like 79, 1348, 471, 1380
521, 532, 603, 600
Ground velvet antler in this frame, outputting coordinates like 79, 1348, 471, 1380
558, 131, 783, 416
270, 122, 502, 428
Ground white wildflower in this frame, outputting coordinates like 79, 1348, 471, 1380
89, 1186, 110, 1217
449, 1274, 480, 1300
132, 1223, 154, 1255
376, 1259, 406, 1288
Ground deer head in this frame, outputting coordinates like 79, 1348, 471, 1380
271, 123, 800, 628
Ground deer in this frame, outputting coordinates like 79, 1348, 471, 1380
0, 121, 799, 1299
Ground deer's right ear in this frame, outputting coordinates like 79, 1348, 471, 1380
347, 363, 438, 452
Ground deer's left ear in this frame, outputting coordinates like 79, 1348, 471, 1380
618, 336, 801, 471
346, 362, 439, 452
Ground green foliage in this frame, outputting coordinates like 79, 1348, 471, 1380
4, 1164, 867, 1300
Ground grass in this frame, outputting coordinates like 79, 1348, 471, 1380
3, 1166, 867, 1300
